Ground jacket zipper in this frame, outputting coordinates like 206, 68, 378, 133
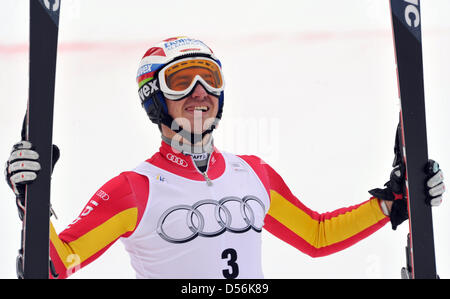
191, 154, 213, 186
202, 172, 213, 186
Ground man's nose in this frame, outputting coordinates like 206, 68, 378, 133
191, 83, 208, 99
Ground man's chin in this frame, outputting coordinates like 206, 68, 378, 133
170, 113, 218, 133
184, 115, 216, 128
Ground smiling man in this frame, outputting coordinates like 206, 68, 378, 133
5, 36, 445, 279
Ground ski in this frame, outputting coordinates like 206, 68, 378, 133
18, 0, 61, 279
389, 0, 437, 279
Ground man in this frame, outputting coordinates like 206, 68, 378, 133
5, 36, 445, 279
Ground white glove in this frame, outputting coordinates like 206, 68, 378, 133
5, 141, 41, 196
4, 141, 41, 220
427, 161, 445, 206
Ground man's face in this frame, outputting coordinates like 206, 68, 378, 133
165, 83, 219, 135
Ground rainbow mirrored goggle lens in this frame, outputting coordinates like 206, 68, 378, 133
158, 57, 224, 100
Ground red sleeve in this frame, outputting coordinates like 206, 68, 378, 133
49, 171, 149, 278
239, 155, 389, 258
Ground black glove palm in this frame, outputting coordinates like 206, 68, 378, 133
369, 123, 444, 230
369, 164, 408, 230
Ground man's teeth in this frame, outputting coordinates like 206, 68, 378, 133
194, 106, 208, 111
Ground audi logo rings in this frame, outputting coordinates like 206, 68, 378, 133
157, 195, 266, 244
166, 153, 188, 167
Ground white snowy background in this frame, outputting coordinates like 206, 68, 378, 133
1, 0, 449, 279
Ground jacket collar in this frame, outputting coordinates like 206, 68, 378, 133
147, 140, 226, 181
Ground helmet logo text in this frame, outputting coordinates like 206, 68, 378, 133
138, 80, 159, 102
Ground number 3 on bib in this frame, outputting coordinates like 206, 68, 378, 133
222, 248, 239, 279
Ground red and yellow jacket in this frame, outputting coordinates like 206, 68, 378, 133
49, 141, 389, 278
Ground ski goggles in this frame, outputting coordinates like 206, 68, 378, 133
158, 57, 225, 100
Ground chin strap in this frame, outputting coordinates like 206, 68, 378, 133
159, 109, 220, 145
161, 134, 214, 155
146, 82, 223, 144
